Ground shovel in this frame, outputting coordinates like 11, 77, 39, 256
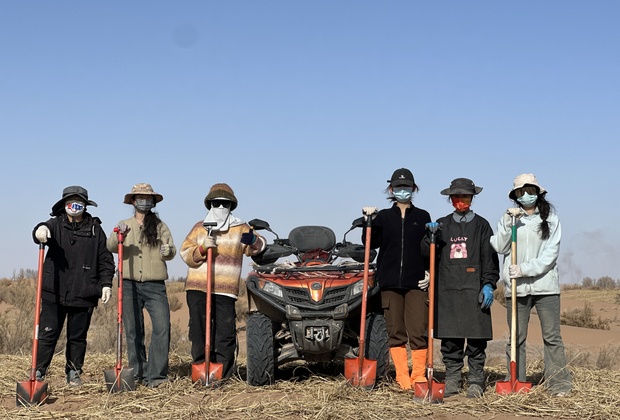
344, 213, 377, 388
104, 227, 136, 392
496, 209, 531, 394
191, 222, 224, 386
414, 222, 445, 403
16, 243, 49, 407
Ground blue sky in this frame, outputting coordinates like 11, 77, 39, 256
1, 1, 618, 283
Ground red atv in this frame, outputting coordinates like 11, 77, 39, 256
244, 217, 388, 386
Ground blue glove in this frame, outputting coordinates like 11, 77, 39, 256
240, 229, 256, 245
425, 222, 441, 233
479, 284, 494, 309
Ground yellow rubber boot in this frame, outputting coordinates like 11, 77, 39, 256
389, 346, 411, 390
410, 348, 428, 384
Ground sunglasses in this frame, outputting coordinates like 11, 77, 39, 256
514, 186, 538, 198
210, 200, 232, 208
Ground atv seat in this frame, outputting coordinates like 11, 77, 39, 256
288, 226, 336, 263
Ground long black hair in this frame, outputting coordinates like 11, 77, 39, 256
516, 190, 554, 240
140, 210, 162, 247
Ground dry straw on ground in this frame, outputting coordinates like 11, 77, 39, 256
2, 352, 620, 420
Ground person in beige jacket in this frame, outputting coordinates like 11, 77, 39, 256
107, 183, 176, 388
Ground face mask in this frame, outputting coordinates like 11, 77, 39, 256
134, 198, 154, 212
451, 196, 472, 213
393, 187, 413, 203
210, 206, 230, 222
65, 200, 85, 217
517, 192, 538, 208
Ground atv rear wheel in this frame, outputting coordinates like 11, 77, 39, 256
246, 312, 275, 386
365, 312, 389, 381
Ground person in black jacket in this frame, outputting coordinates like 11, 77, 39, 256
426, 178, 499, 398
362, 168, 431, 390
33, 185, 115, 386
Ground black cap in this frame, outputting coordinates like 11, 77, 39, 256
388, 168, 415, 187
51, 185, 98, 216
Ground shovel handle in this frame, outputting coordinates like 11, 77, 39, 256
509, 215, 518, 366
30, 243, 46, 381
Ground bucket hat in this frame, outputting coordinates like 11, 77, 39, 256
204, 183, 238, 210
123, 183, 164, 204
388, 168, 415, 188
509, 173, 546, 199
51, 185, 97, 216
440, 178, 482, 196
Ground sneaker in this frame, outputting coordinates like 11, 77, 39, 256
466, 383, 484, 398
35, 370, 45, 382
66, 370, 82, 387
444, 379, 460, 397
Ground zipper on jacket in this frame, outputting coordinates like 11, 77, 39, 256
399, 216, 405, 286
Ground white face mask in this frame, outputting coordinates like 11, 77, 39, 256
211, 206, 230, 219
65, 200, 85, 217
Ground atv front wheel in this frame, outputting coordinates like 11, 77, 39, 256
365, 312, 389, 381
246, 312, 275, 386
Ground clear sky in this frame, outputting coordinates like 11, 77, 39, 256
1, 1, 618, 283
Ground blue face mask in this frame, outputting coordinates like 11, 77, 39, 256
393, 187, 413, 203
517, 192, 538, 208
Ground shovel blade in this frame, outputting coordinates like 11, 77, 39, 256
16, 380, 48, 407
344, 357, 377, 388
495, 379, 532, 395
191, 361, 223, 386
414, 380, 445, 403
103, 367, 136, 392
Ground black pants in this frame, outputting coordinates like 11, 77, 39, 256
440, 338, 487, 385
186, 291, 237, 379
36, 299, 93, 375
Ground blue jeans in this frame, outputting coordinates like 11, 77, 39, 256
122, 280, 170, 387
505, 294, 572, 393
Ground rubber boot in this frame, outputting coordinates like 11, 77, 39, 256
410, 349, 428, 384
389, 346, 411, 390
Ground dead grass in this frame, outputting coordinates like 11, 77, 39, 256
2, 351, 620, 419
561, 302, 610, 330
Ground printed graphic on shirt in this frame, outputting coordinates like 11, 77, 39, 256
450, 242, 467, 259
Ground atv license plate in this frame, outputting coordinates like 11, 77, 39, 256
305, 326, 330, 342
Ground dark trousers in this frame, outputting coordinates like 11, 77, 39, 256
186, 290, 237, 379
381, 289, 428, 349
36, 299, 93, 375
440, 338, 487, 385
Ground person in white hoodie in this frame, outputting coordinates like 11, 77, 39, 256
490, 173, 572, 396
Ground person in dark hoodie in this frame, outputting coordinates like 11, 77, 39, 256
33, 185, 115, 386
362, 168, 431, 390
425, 178, 499, 398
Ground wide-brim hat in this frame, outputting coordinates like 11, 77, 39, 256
204, 183, 238, 210
51, 185, 97, 216
388, 168, 415, 187
123, 183, 164, 204
509, 173, 546, 200
440, 178, 483, 196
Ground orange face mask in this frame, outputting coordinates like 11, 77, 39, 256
451, 196, 472, 212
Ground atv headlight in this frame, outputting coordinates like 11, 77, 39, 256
260, 281, 283, 298
351, 280, 364, 296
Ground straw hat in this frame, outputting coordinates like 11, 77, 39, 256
509, 173, 546, 200
123, 183, 163, 204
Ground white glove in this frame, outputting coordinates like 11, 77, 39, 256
101, 286, 112, 304
362, 206, 378, 220
509, 264, 522, 278
35, 225, 51, 243
202, 236, 216, 250
503, 208, 524, 226
115, 222, 130, 234
418, 271, 430, 290
160, 244, 172, 256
